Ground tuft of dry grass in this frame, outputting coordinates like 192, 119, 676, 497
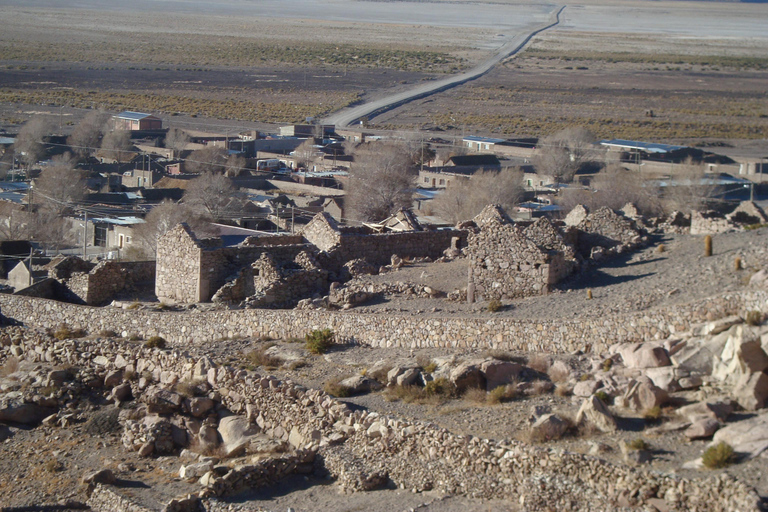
530, 379, 554, 395
702, 442, 735, 469
483, 349, 522, 363
627, 438, 650, 451
0, 356, 20, 377
244, 343, 281, 369
527, 355, 550, 374
643, 406, 662, 421
323, 376, 352, 398
487, 385, 516, 404
554, 383, 572, 397
462, 387, 488, 404
548, 364, 570, 383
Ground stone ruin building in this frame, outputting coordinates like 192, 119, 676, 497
465, 204, 646, 300
155, 212, 466, 306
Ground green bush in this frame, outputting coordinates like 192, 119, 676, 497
702, 442, 734, 469
306, 329, 334, 355
424, 377, 454, 398
145, 336, 166, 349
627, 438, 650, 451
487, 299, 503, 312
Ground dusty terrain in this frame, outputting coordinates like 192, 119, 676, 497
1, 228, 767, 511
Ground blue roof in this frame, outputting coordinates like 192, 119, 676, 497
600, 139, 688, 154
116, 111, 157, 121
464, 136, 506, 144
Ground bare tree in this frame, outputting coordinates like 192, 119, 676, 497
0, 202, 30, 241
662, 158, 717, 214
28, 209, 71, 253
132, 200, 208, 257
32, 153, 86, 215
184, 146, 228, 174
346, 142, 417, 221
100, 130, 134, 166
224, 154, 247, 177
432, 168, 525, 224
557, 165, 662, 216
534, 127, 597, 184
15, 117, 52, 169
183, 171, 241, 220
294, 138, 318, 170
68, 111, 108, 159
164, 127, 190, 159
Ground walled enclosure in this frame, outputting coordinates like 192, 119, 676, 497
1, 290, 765, 356
155, 214, 467, 304
1, 316, 760, 511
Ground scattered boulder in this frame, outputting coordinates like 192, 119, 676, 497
677, 400, 733, 423
449, 361, 486, 392
618, 344, 670, 369
217, 415, 260, 457
684, 418, 720, 440
339, 375, 382, 394
575, 395, 617, 433
0, 397, 55, 425
480, 359, 522, 391
712, 412, 768, 460
144, 388, 184, 414
82, 469, 117, 486
620, 379, 669, 412
734, 371, 768, 411
573, 379, 601, 397
179, 461, 214, 481
530, 413, 569, 441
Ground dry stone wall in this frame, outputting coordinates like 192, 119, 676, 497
68, 261, 156, 306
1, 291, 765, 356
2, 322, 760, 511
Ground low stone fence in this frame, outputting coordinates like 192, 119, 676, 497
1, 291, 766, 355
2, 323, 760, 511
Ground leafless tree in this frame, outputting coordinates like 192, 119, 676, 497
15, 117, 52, 169
293, 138, 319, 170
0, 202, 31, 241
100, 130, 134, 166
68, 111, 108, 159
184, 146, 228, 174
534, 127, 597, 184
662, 158, 717, 214
346, 142, 417, 221
132, 199, 208, 257
432, 167, 525, 224
28, 209, 71, 253
224, 154, 248, 177
32, 153, 86, 215
164, 127, 190, 159
557, 165, 662, 216
183, 171, 242, 220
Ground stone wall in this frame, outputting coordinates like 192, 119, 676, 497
2, 321, 760, 511
1, 290, 765, 356
87, 485, 153, 512
68, 261, 156, 306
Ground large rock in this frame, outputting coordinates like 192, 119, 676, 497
620, 379, 668, 412
187, 397, 215, 418
734, 371, 768, 411
576, 395, 617, 432
217, 415, 260, 458
644, 367, 679, 392
684, 418, 720, 440
179, 461, 214, 481
712, 412, 768, 459
82, 469, 117, 486
573, 379, 601, 397
339, 375, 383, 394
450, 361, 486, 392
531, 413, 569, 441
387, 365, 419, 387
564, 205, 589, 227
618, 344, 670, 369
144, 388, 184, 414
480, 359, 522, 391
396, 368, 420, 387
676, 400, 733, 423
0, 397, 55, 425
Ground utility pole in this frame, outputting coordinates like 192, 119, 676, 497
291, 206, 295, 234
82, 210, 87, 259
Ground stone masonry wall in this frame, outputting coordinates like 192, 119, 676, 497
2, 319, 760, 511
68, 261, 156, 306
1, 290, 765, 356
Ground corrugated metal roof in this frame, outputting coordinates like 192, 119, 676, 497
115, 111, 156, 121
91, 217, 145, 225
464, 136, 505, 144
600, 139, 687, 154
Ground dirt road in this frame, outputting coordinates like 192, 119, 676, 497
322, 5, 565, 128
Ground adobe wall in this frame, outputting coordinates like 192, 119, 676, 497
2, 314, 760, 511
1, 290, 765, 356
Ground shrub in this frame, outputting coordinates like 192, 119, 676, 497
323, 376, 351, 398
548, 364, 570, 383
424, 377, 453, 398
45, 459, 63, 473
656, 244, 666, 253
627, 438, 650, 451
463, 387, 488, 404
54, 324, 86, 340
368, 365, 392, 384
527, 354, 550, 373
643, 406, 662, 421
702, 442, 734, 469
554, 383, 572, 397
245, 343, 280, 369
144, 336, 166, 349
418, 357, 438, 374
305, 329, 334, 355
601, 359, 614, 372
99, 329, 117, 338
483, 349, 522, 363
595, 390, 610, 404
745, 310, 763, 326
487, 299, 503, 312
487, 385, 516, 404
175, 378, 206, 397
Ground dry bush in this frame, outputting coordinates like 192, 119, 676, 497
432, 168, 525, 224
487, 385, 516, 404
527, 355, 551, 373
99, 329, 117, 338
0, 356, 20, 377
627, 438, 650, 451
245, 343, 281, 369
368, 365, 393, 384
487, 299, 503, 313
323, 376, 352, 398
554, 383, 572, 397
548, 364, 570, 383
144, 336, 166, 349
305, 329, 335, 355
417, 357, 437, 374
483, 350, 522, 363
53, 324, 86, 340
175, 378, 206, 398
462, 387, 488, 404
530, 380, 555, 395
642, 406, 662, 421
